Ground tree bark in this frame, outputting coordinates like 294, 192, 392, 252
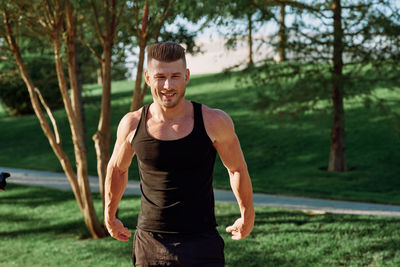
93, 42, 112, 210
247, 12, 254, 67
66, 3, 86, 148
278, 3, 287, 62
130, 40, 147, 111
92, 0, 117, 210
328, 0, 347, 172
97, 63, 103, 85
130, 1, 149, 112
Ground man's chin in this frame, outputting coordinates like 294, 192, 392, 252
159, 97, 182, 108
162, 102, 178, 108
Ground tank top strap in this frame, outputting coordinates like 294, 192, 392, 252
142, 103, 150, 122
130, 103, 150, 146
191, 101, 205, 136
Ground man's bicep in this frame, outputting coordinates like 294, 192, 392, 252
109, 121, 136, 173
214, 130, 247, 173
114, 139, 135, 172
110, 131, 135, 173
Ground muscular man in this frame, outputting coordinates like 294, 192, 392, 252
105, 42, 255, 266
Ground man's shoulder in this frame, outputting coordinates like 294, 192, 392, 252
200, 104, 234, 142
119, 107, 144, 133
201, 104, 233, 127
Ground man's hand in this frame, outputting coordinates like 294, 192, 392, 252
105, 217, 132, 241
226, 216, 254, 240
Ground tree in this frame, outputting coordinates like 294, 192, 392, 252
1, 1, 105, 238
87, 0, 122, 210
330, 0, 346, 171
212, 0, 271, 68
277, 3, 287, 62
213, 0, 306, 69
127, 0, 175, 111
1, 0, 124, 238
253, 0, 321, 63
240, 0, 400, 171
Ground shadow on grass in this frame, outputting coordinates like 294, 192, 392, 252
0, 212, 42, 223
2, 185, 400, 266
0, 184, 139, 239
0, 185, 74, 208
188, 72, 233, 88
0, 219, 86, 238
83, 89, 133, 106
216, 209, 400, 267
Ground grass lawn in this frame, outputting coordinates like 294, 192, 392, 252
0, 72, 399, 204
1, 184, 400, 267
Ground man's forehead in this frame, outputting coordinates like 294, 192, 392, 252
147, 58, 186, 70
153, 71, 183, 76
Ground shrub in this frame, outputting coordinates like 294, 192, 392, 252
0, 54, 63, 116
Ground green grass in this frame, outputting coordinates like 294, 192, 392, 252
1, 184, 400, 267
0, 72, 399, 204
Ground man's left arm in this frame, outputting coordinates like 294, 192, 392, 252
206, 108, 255, 240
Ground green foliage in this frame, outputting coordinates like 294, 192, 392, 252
159, 24, 202, 55
238, 61, 332, 116
0, 54, 63, 116
242, 0, 400, 118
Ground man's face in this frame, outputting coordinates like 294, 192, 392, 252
145, 58, 190, 109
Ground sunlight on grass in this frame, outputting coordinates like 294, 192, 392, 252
1, 72, 399, 204
1, 185, 399, 267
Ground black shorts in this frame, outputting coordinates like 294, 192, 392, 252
132, 228, 225, 266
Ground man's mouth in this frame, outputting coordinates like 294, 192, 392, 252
162, 92, 176, 98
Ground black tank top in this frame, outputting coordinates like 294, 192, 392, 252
131, 101, 217, 233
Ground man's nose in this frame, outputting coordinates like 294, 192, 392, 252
163, 78, 171, 89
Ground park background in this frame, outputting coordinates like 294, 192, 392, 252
1, 0, 400, 266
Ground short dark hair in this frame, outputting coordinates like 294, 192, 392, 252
147, 42, 186, 67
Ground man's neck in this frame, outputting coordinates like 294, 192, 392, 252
150, 99, 190, 122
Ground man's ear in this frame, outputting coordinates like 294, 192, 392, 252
185, 69, 190, 85
144, 70, 151, 86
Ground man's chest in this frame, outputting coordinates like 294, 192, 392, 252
146, 117, 194, 141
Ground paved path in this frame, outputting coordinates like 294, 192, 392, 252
2, 166, 400, 218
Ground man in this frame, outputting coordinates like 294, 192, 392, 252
105, 42, 255, 266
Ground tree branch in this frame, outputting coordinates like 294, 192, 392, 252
34, 87, 61, 144
90, 0, 104, 45
152, 0, 175, 40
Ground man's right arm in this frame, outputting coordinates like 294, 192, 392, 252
104, 110, 141, 241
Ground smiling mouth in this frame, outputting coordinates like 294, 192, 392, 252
162, 92, 176, 98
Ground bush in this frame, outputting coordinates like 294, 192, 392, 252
0, 55, 63, 116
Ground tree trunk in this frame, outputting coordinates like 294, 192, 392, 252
278, 3, 287, 62
3, 9, 105, 238
93, 42, 112, 211
52, 31, 106, 238
130, 40, 147, 111
247, 13, 254, 67
97, 63, 103, 85
66, 3, 86, 148
130, 1, 149, 111
328, 0, 347, 172
89, 0, 117, 217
